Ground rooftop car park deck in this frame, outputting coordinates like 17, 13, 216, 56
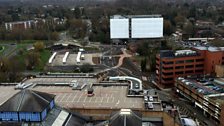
0, 76, 162, 111
32, 85, 144, 109
23, 77, 97, 86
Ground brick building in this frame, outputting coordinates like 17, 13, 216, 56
5, 20, 37, 30
155, 47, 224, 88
175, 77, 224, 126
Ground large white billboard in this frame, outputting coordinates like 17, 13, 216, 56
110, 19, 129, 39
131, 18, 163, 38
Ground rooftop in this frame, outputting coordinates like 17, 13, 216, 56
194, 46, 224, 52
111, 15, 162, 19
0, 89, 55, 112
32, 85, 143, 109
176, 77, 224, 104
160, 49, 198, 58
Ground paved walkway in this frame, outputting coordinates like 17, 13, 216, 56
113, 48, 132, 68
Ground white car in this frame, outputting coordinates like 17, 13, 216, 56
148, 102, 153, 109
144, 96, 148, 102
148, 96, 153, 102
143, 90, 148, 95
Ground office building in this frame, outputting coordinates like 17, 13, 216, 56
156, 47, 224, 88
110, 15, 163, 39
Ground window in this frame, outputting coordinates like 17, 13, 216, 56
196, 59, 204, 62
162, 78, 173, 81
162, 72, 173, 76
195, 70, 203, 73
185, 70, 193, 74
185, 59, 194, 63
196, 64, 204, 67
185, 65, 194, 68
175, 71, 184, 75
175, 66, 184, 69
175, 60, 184, 64
163, 61, 174, 65
162, 67, 173, 70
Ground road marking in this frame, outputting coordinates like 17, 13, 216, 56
107, 97, 109, 103
66, 93, 72, 102
84, 96, 87, 102
72, 93, 77, 102
77, 93, 82, 102
101, 97, 103, 103
60, 93, 66, 102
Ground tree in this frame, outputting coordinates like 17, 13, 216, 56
183, 21, 194, 35
80, 63, 93, 73
33, 41, 45, 52
141, 57, 147, 72
164, 20, 174, 36
174, 14, 186, 27
25, 51, 40, 70
74, 7, 81, 19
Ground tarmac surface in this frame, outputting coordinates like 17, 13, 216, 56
33, 85, 144, 109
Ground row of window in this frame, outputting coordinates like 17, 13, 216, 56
163, 59, 204, 65
162, 69, 204, 76
163, 64, 204, 70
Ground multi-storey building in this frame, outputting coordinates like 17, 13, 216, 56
175, 77, 224, 126
5, 20, 37, 30
155, 47, 224, 88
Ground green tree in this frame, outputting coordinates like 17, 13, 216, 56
25, 51, 40, 70
33, 41, 45, 52
164, 20, 174, 36
183, 21, 194, 35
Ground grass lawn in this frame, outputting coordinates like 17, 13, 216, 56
14, 49, 51, 72
34, 49, 51, 71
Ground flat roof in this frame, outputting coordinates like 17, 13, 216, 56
160, 50, 198, 58
194, 46, 224, 52
24, 77, 97, 86
111, 15, 162, 19
32, 85, 144, 109
177, 77, 224, 103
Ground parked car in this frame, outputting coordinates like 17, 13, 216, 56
148, 102, 153, 109
148, 96, 153, 102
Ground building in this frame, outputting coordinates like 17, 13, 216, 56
155, 47, 224, 88
0, 89, 55, 122
215, 65, 224, 77
109, 109, 142, 126
110, 15, 163, 39
0, 74, 181, 126
5, 20, 37, 30
0, 89, 91, 125
175, 77, 224, 126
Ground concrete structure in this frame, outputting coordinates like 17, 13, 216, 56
62, 52, 69, 64
215, 65, 224, 77
156, 46, 224, 88
110, 15, 163, 39
175, 77, 224, 126
48, 52, 57, 64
